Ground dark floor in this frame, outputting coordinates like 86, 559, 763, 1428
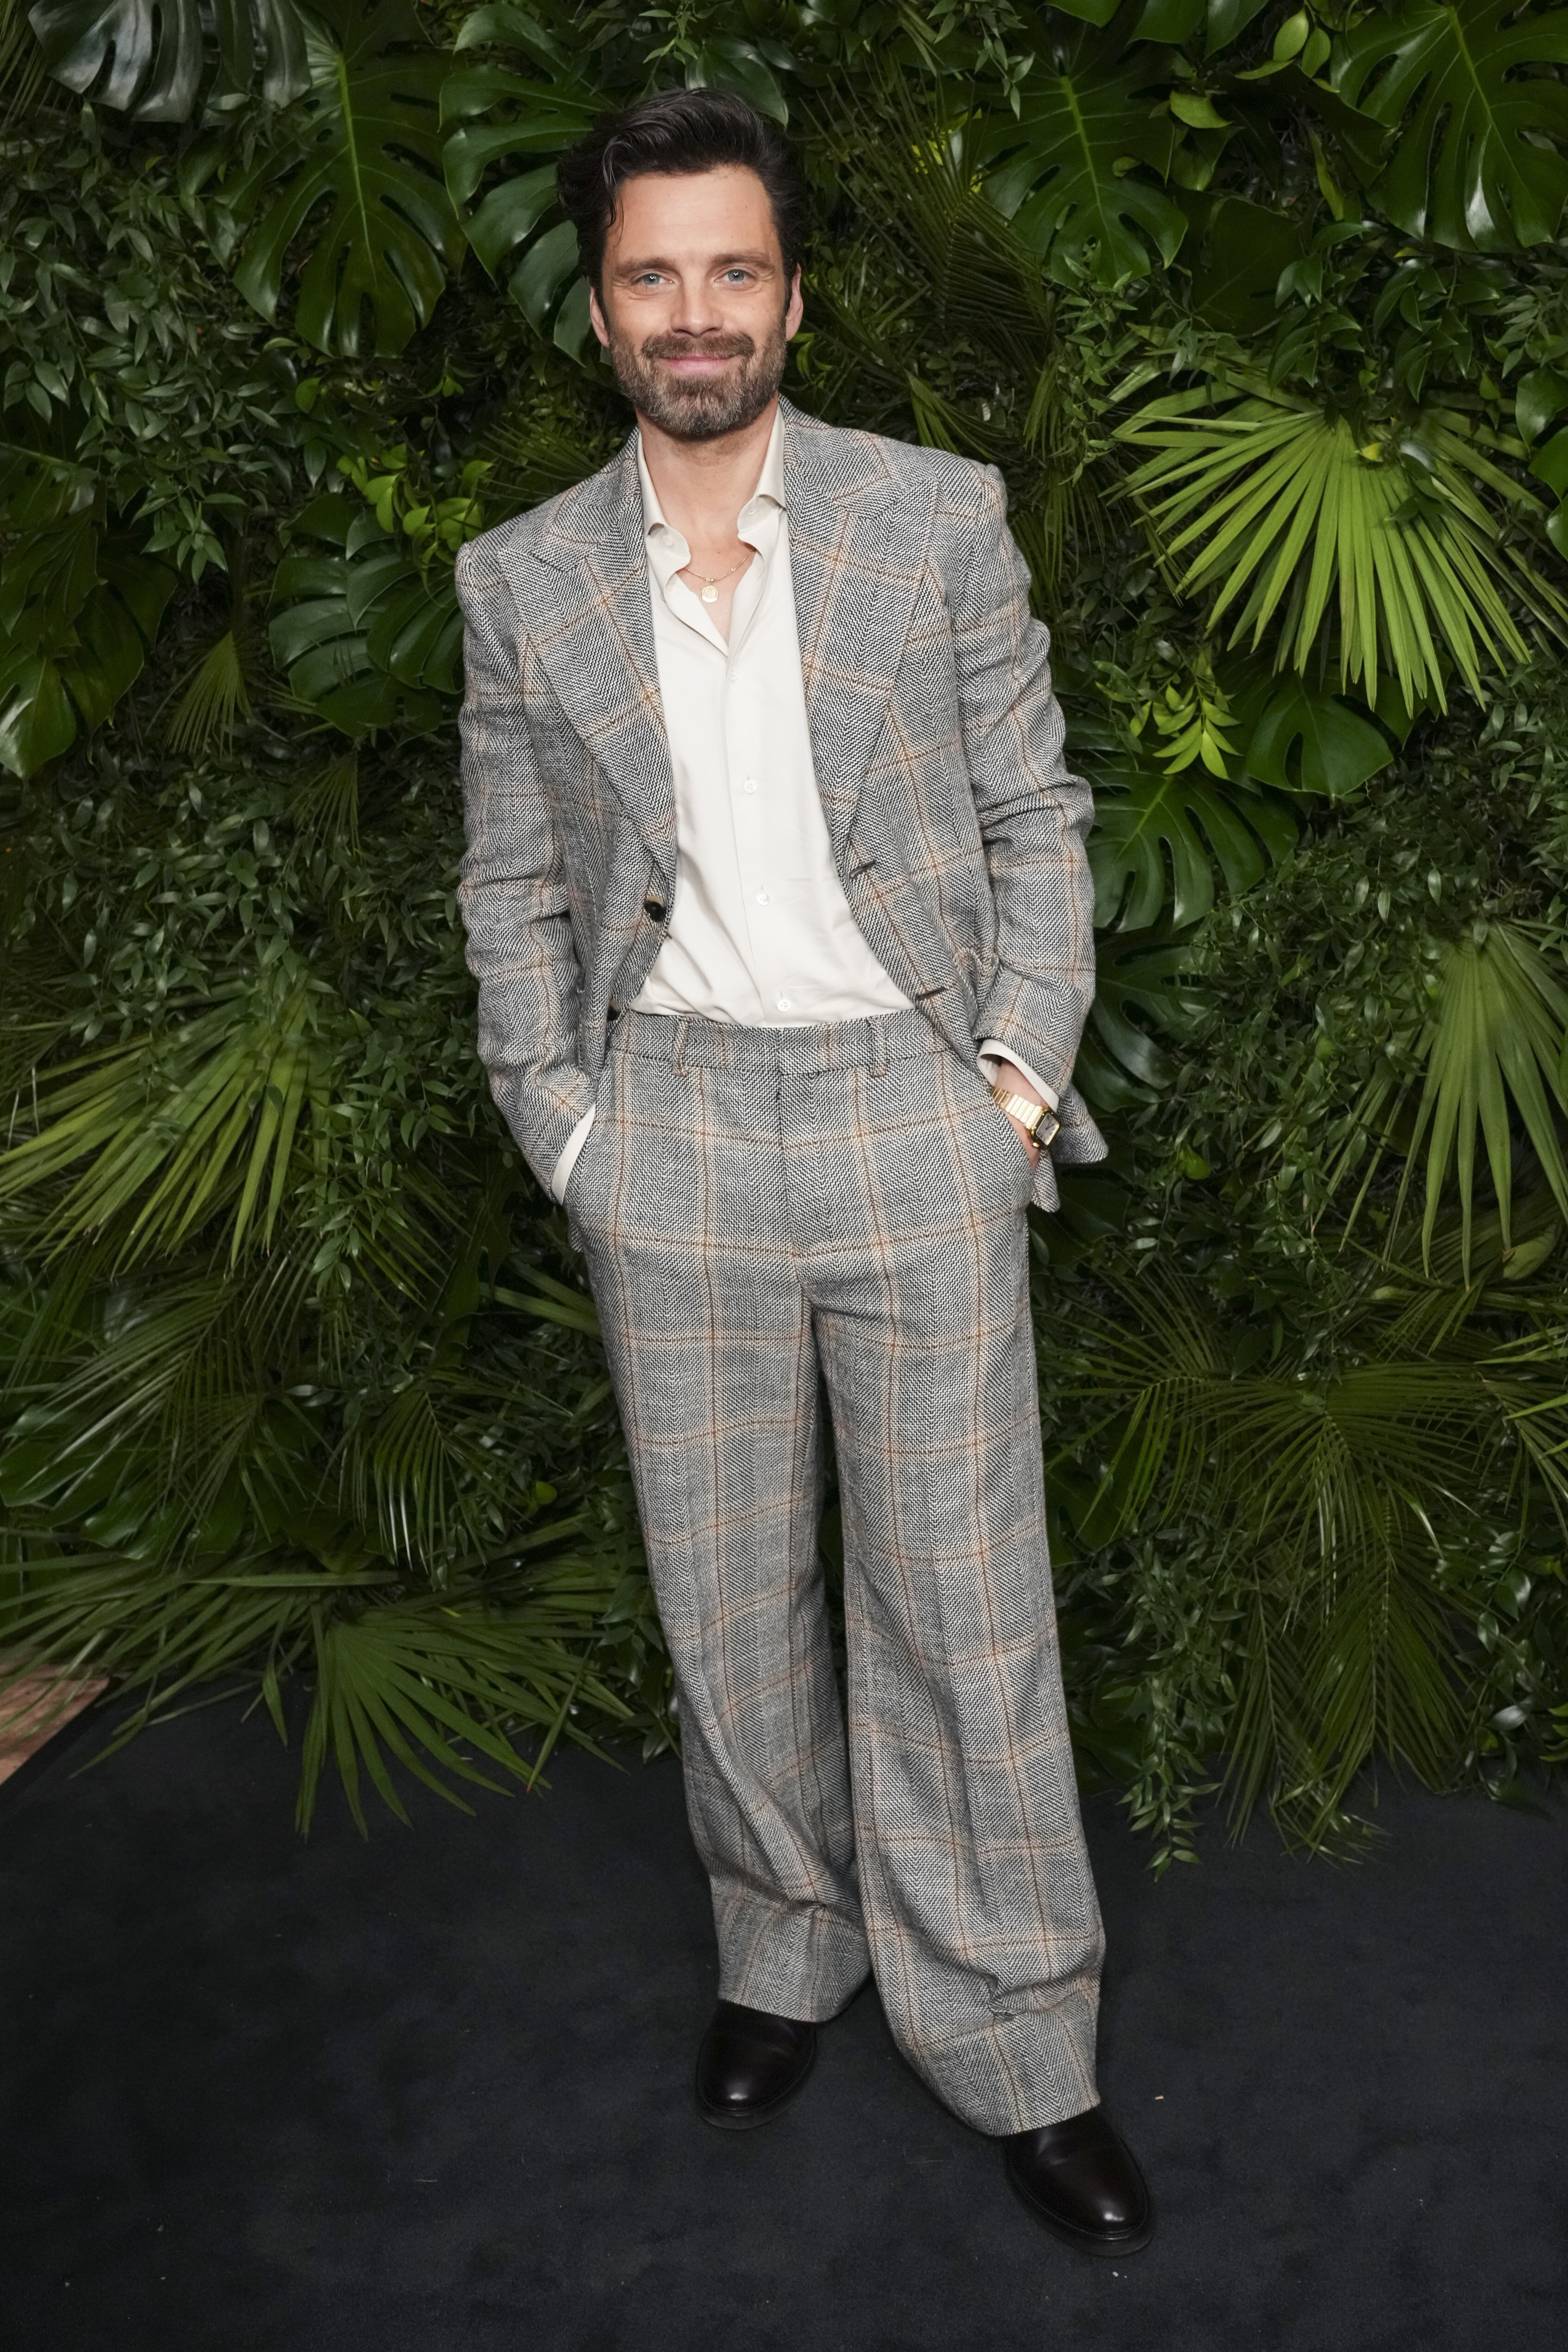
0, 1702, 1563, 2352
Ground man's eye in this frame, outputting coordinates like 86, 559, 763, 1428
722, 270, 752, 284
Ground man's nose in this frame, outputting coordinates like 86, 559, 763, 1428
667, 275, 724, 337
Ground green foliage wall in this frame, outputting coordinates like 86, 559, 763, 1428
4, 0, 1568, 1854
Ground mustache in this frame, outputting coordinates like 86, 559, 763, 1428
640, 331, 756, 363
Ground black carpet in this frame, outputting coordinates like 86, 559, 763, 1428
0, 1701, 1563, 2352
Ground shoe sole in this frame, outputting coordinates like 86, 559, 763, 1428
695, 2037, 817, 2132
1004, 2159, 1156, 2258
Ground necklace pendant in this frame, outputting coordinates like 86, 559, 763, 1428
701, 582, 719, 604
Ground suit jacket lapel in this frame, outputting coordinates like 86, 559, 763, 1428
492, 406, 940, 880
782, 401, 941, 862
497, 437, 679, 881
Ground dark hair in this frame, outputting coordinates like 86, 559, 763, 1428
557, 88, 809, 293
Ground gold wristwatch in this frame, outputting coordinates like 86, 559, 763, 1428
990, 1084, 1060, 1149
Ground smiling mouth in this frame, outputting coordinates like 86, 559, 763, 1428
644, 340, 753, 377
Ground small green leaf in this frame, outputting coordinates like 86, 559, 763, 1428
1529, 427, 1568, 500
1170, 90, 1231, 130
1516, 367, 1568, 445
0, 646, 76, 778
1272, 11, 1310, 63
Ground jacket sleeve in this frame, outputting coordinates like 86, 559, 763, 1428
950, 467, 1098, 1109
455, 536, 597, 1195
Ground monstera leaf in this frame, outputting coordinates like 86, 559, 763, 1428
269, 493, 456, 736
685, 33, 792, 125
440, 7, 600, 350
977, 31, 1187, 287
1335, 0, 1568, 252
0, 514, 175, 778
187, 0, 463, 357
1238, 675, 1394, 797
1076, 931, 1203, 1112
1089, 760, 1298, 929
28, 0, 310, 119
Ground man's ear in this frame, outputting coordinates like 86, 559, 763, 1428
588, 285, 611, 349
784, 267, 803, 343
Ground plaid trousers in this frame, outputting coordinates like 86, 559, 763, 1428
569, 1007, 1103, 2134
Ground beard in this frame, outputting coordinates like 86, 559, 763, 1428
604, 310, 790, 442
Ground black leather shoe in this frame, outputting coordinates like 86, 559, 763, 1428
695, 2000, 817, 2131
1002, 2107, 1154, 2255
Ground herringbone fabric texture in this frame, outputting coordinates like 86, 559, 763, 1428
455, 402, 1106, 1210
570, 1009, 1103, 2135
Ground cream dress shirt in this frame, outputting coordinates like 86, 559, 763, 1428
550, 412, 1055, 1201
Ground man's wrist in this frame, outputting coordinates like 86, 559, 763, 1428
991, 1060, 1056, 1147
993, 1059, 1043, 1109
990, 1083, 1057, 1153
978, 1043, 1060, 1115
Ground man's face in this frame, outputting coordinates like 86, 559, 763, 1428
589, 164, 803, 441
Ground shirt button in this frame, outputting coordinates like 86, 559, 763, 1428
743, 778, 759, 794
777, 996, 792, 1012
755, 890, 770, 905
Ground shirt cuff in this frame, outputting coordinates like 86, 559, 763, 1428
550, 1108, 596, 1202
977, 1041, 1059, 1113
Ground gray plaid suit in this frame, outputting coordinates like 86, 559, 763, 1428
456, 400, 1109, 2133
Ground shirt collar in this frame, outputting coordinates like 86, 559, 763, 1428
637, 405, 786, 566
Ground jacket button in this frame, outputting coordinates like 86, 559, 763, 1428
644, 898, 667, 922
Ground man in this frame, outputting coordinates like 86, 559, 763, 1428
455, 88, 1150, 2257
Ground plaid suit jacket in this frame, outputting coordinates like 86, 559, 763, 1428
455, 398, 1106, 1212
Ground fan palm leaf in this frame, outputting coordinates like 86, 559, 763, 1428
298, 1568, 634, 1832
1405, 927, 1568, 1273
1053, 1261, 1553, 1838
163, 627, 254, 755
0, 1263, 319, 1553
1117, 386, 1563, 705
1333, 920, 1568, 1280
341, 1361, 537, 1573
0, 1526, 657, 1834
0, 979, 327, 1268
1, 0, 50, 118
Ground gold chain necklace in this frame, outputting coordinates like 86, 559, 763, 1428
682, 552, 752, 605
